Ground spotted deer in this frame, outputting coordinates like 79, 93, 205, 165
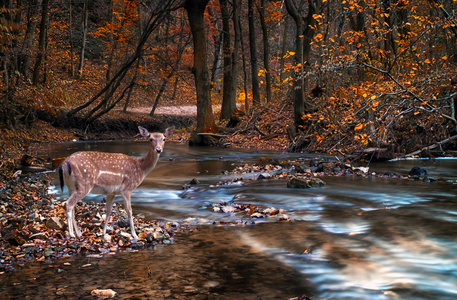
58, 126, 175, 239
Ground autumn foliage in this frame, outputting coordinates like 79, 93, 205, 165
0, 0, 456, 156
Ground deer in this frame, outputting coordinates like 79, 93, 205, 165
57, 126, 175, 240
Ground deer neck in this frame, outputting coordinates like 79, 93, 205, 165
138, 147, 160, 176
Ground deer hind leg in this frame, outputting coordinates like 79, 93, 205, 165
121, 191, 138, 240
65, 191, 86, 238
102, 194, 115, 238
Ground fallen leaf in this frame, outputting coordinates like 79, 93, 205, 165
91, 289, 117, 298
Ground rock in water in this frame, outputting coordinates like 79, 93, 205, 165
287, 176, 310, 188
294, 164, 311, 174
257, 173, 272, 180
287, 176, 326, 189
189, 178, 200, 185
308, 177, 326, 187
409, 166, 427, 177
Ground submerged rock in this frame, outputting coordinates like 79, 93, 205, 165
183, 178, 200, 189
287, 176, 326, 189
257, 172, 272, 180
287, 177, 310, 189
294, 164, 311, 174
189, 178, 200, 185
308, 177, 326, 187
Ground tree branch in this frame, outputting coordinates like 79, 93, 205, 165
404, 134, 457, 157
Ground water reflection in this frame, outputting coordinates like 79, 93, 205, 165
25, 142, 457, 299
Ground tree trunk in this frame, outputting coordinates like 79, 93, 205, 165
232, 0, 241, 106
17, 0, 38, 79
69, 0, 75, 76
208, 4, 222, 87
238, 9, 249, 112
106, 0, 114, 81
279, 16, 289, 83
259, 0, 271, 103
284, 0, 305, 127
184, 0, 215, 134
210, 29, 223, 87
302, 1, 320, 66
32, 0, 49, 85
79, 0, 88, 77
248, 0, 260, 106
285, 0, 321, 127
302, 0, 320, 90
219, 0, 236, 120
381, 0, 397, 59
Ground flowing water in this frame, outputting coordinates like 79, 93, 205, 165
2, 141, 457, 299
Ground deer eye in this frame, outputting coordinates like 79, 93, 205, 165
163, 138, 166, 141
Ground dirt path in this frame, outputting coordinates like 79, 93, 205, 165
125, 106, 197, 116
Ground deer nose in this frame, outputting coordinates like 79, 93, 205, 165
155, 148, 162, 153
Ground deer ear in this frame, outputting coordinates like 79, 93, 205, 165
138, 126, 150, 137
164, 126, 175, 137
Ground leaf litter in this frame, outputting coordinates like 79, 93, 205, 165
0, 174, 178, 272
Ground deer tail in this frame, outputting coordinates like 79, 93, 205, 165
58, 161, 71, 193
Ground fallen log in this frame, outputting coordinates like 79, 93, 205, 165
404, 134, 457, 157
197, 133, 228, 139
254, 124, 267, 136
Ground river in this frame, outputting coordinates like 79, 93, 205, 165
1, 141, 457, 299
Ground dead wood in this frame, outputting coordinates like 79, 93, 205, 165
254, 124, 267, 136
197, 132, 228, 139
404, 134, 457, 157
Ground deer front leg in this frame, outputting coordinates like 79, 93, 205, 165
121, 191, 138, 240
102, 194, 115, 238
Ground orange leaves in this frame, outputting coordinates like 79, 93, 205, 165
316, 134, 325, 142
354, 133, 370, 145
283, 51, 295, 59
354, 124, 365, 131
314, 33, 324, 42
301, 113, 312, 120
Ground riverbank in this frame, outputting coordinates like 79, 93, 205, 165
0, 170, 179, 272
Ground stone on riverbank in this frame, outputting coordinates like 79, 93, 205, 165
46, 217, 66, 230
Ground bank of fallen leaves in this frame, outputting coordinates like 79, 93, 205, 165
220, 101, 292, 151
0, 124, 179, 272
0, 174, 178, 272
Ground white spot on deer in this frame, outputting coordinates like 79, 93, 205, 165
99, 170, 122, 177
